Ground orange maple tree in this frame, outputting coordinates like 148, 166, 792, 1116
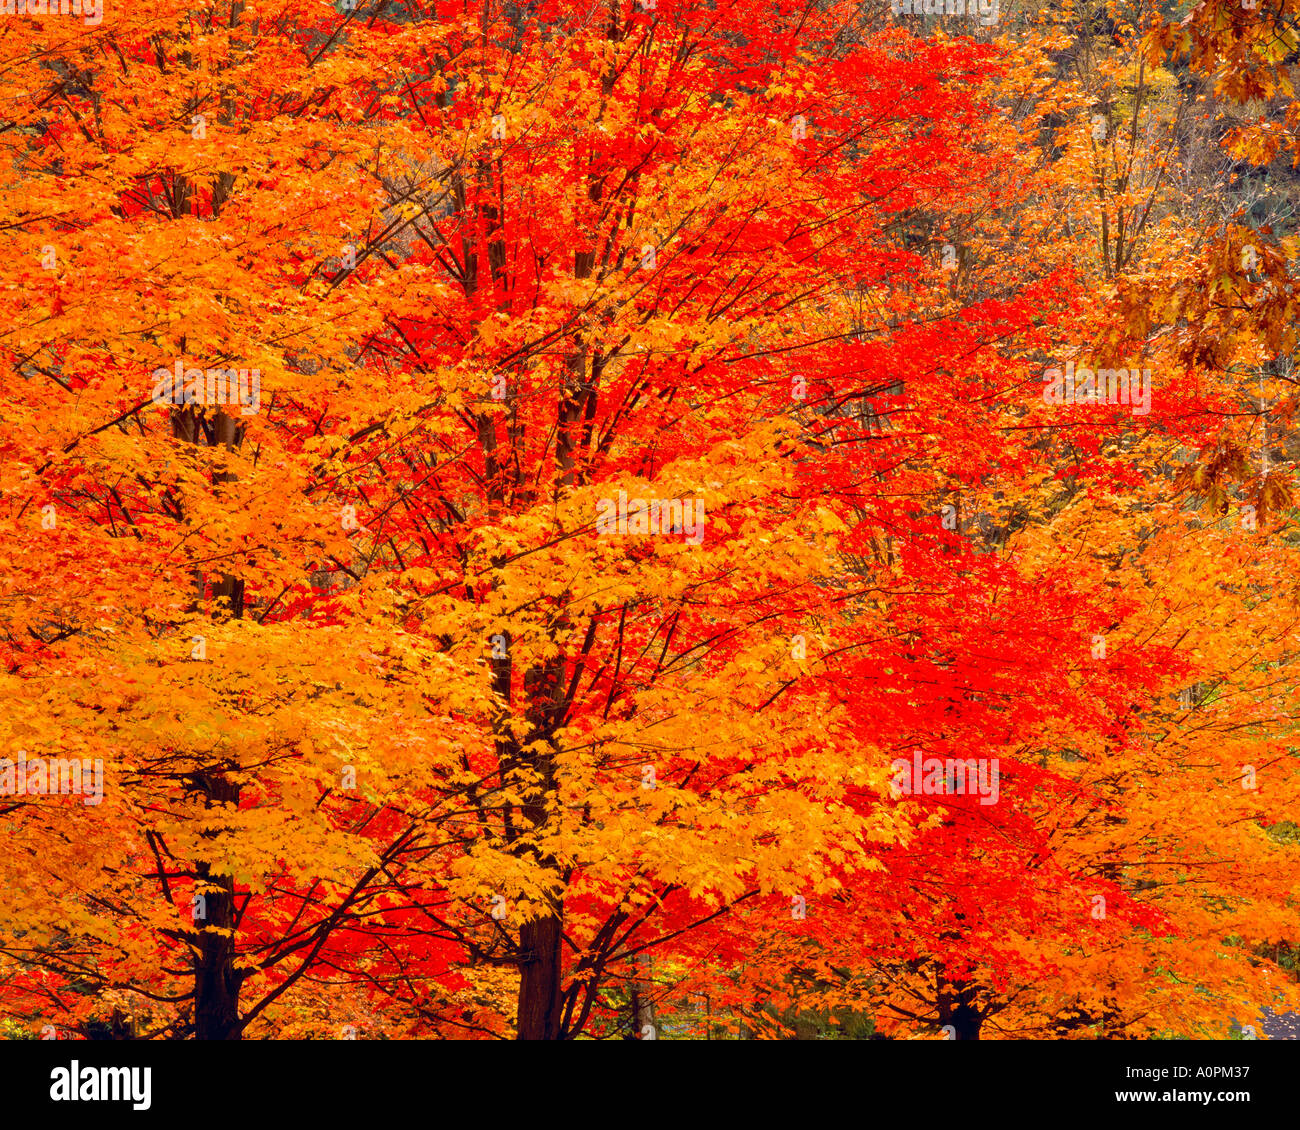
0, 0, 1297, 1042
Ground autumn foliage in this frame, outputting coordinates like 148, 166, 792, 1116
0, 0, 1298, 1041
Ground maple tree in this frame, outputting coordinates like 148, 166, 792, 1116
0, 0, 1297, 1044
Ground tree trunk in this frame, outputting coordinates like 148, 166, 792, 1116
173, 393, 248, 1039
937, 972, 983, 1040
629, 952, 656, 1039
193, 855, 242, 1040
516, 910, 564, 1039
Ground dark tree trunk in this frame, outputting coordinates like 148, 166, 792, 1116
172, 391, 248, 1039
193, 869, 242, 1039
190, 771, 245, 1040
937, 970, 984, 1040
516, 910, 564, 1039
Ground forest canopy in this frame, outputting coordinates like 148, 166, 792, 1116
0, 0, 1298, 1042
